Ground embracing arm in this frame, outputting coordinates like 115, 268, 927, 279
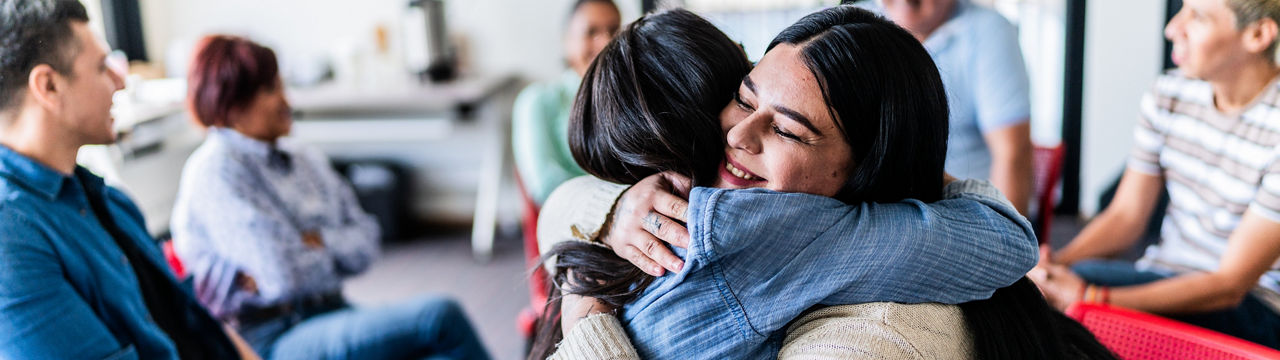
549, 314, 639, 360
692, 179, 1039, 333
536, 176, 630, 267
541, 175, 1039, 304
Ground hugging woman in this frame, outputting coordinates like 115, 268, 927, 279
530, 6, 1112, 360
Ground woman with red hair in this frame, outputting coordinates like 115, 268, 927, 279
170, 35, 489, 359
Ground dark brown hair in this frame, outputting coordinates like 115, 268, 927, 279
529, 9, 750, 359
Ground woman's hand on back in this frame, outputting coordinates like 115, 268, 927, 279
601, 172, 693, 277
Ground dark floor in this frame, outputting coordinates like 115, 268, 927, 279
342, 215, 1109, 360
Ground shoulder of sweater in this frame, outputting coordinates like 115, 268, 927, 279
537, 176, 630, 269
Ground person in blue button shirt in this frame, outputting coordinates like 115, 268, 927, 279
858, 0, 1035, 214
0, 1, 257, 359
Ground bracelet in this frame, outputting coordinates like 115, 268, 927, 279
1077, 284, 1111, 304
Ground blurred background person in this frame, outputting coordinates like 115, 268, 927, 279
512, 0, 621, 205
1033, 0, 1280, 349
860, 0, 1034, 214
170, 35, 489, 359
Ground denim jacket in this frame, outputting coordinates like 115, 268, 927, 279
620, 180, 1037, 359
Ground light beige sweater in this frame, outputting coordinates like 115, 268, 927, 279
539, 176, 975, 359
550, 302, 973, 359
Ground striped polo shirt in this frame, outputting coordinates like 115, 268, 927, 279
1130, 70, 1280, 311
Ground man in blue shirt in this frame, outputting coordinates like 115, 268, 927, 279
0, 1, 256, 358
860, 0, 1035, 214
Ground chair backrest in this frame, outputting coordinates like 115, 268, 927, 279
1032, 144, 1066, 245
513, 170, 549, 308
1065, 303, 1280, 360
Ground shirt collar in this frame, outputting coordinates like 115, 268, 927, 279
209, 127, 275, 158
0, 145, 74, 200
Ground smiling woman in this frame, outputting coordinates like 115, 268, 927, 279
751, 13, 951, 203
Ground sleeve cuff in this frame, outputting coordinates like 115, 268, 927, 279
1127, 159, 1163, 176
537, 176, 630, 270
550, 313, 639, 360
1249, 203, 1280, 225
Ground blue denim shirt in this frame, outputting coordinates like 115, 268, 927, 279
0, 146, 219, 359
621, 181, 1037, 359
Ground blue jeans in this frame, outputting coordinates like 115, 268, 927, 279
1073, 260, 1280, 349
238, 295, 489, 360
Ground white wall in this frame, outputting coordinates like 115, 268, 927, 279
1078, 0, 1166, 215
138, 0, 642, 84
1008, 0, 1067, 146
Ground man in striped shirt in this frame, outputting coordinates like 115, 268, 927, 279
1031, 0, 1280, 348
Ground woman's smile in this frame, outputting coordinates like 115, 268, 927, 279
719, 156, 767, 187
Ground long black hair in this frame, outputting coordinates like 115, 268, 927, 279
528, 9, 750, 359
566, 10, 743, 186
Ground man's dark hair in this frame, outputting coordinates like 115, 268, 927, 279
0, 0, 89, 112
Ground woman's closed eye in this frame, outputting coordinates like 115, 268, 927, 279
771, 123, 803, 142
733, 91, 755, 112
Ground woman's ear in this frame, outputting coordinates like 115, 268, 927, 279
26, 64, 62, 113
1243, 17, 1278, 59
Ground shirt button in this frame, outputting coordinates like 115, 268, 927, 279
80, 208, 87, 216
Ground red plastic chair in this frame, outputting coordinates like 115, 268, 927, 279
162, 240, 187, 279
1032, 144, 1066, 245
513, 170, 550, 338
1065, 303, 1280, 360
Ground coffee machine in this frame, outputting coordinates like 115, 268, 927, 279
403, 0, 455, 82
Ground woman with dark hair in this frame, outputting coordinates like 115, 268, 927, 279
171, 35, 489, 360
529, 7, 1110, 359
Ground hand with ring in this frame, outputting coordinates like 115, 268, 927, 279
600, 171, 693, 277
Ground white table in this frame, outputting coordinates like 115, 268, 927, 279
288, 75, 520, 261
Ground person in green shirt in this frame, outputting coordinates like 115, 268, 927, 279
513, 0, 621, 204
